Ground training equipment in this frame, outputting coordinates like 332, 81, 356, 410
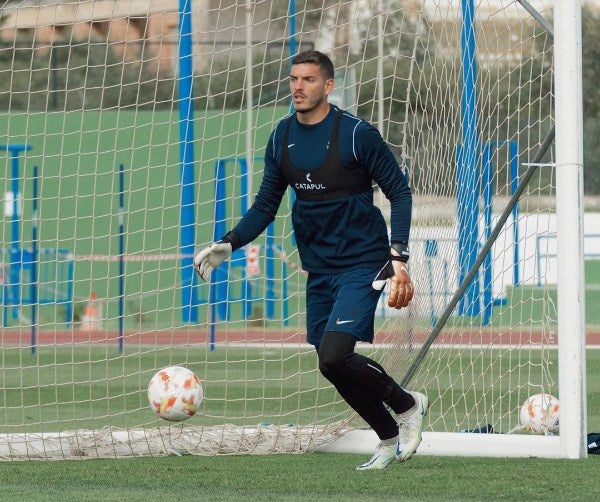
0, 1, 586, 462
519, 394, 560, 435
148, 366, 203, 422
194, 241, 233, 282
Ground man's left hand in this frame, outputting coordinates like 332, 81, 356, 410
387, 261, 413, 309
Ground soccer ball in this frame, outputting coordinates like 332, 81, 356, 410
519, 393, 559, 434
148, 365, 203, 422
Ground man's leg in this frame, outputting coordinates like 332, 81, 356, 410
317, 331, 428, 469
308, 270, 428, 469
318, 331, 415, 415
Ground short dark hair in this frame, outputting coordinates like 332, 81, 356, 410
291, 50, 335, 80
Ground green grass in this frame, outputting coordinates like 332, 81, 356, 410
0, 108, 295, 328
489, 259, 600, 327
1, 345, 599, 432
0, 345, 571, 433
3, 109, 599, 332
0, 346, 598, 499
0, 345, 345, 433
1, 451, 599, 501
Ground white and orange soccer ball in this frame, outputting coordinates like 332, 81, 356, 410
519, 393, 559, 434
148, 365, 203, 422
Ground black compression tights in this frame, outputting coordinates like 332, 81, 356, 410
316, 331, 415, 441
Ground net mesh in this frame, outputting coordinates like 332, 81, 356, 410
0, 0, 559, 460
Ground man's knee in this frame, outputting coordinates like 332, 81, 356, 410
317, 331, 356, 376
318, 349, 346, 376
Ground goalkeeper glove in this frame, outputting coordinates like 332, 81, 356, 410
372, 242, 413, 308
194, 231, 240, 282
387, 242, 412, 308
372, 242, 410, 290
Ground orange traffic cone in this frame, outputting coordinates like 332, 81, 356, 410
80, 292, 100, 331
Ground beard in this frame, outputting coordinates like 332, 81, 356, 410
293, 93, 326, 114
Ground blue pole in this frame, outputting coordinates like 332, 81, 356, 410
424, 239, 438, 326
239, 159, 250, 319
282, 261, 288, 324
118, 164, 125, 353
457, 0, 481, 317
481, 144, 493, 325
31, 165, 39, 354
213, 160, 228, 321
1, 144, 31, 321
266, 224, 275, 319
288, 0, 297, 58
178, 0, 198, 323
209, 300, 216, 351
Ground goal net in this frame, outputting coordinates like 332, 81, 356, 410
0, 0, 585, 460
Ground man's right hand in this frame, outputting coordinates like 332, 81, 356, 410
194, 241, 233, 282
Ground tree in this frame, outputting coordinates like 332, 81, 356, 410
581, 6, 600, 194
0, 40, 176, 112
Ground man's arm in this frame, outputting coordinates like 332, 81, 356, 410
228, 148, 288, 248
195, 130, 288, 281
356, 122, 414, 308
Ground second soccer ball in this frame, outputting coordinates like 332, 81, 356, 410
519, 393, 559, 435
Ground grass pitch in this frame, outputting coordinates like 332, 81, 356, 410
0, 345, 598, 500
2, 451, 599, 501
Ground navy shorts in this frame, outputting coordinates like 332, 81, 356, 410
305, 267, 384, 346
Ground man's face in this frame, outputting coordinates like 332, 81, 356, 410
289, 63, 333, 114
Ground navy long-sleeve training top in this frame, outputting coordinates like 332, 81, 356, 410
229, 104, 412, 274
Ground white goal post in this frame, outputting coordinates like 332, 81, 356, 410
552, 0, 586, 459
0, 0, 586, 460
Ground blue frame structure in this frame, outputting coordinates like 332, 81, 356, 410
456, 2, 520, 324
178, 0, 198, 323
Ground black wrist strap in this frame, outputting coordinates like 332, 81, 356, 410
219, 231, 242, 251
390, 242, 409, 263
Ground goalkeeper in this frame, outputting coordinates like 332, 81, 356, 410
195, 50, 428, 471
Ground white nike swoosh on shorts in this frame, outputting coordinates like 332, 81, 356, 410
335, 319, 354, 325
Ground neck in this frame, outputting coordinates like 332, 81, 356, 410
296, 103, 331, 125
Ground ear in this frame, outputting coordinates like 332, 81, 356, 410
324, 78, 335, 95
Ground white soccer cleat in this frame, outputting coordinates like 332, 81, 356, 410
356, 443, 397, 471
395, 391, 429, 462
